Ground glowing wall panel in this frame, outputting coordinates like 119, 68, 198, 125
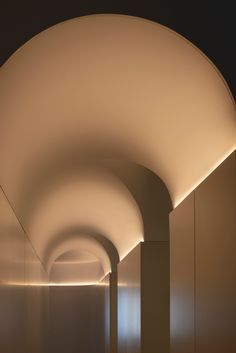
195, 151, 236, 353
170, 151, 236, 353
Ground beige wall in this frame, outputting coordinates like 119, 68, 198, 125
0, 187, 49, 353
49, 285, 105, 353
118, 244, 141, 353
118, 242, 169, 353
170, 151, 236, 353
102, 272, 118, 353
170, 193, 195, 353
141, 241, 169, 353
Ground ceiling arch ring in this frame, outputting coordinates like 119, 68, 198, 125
25, 163, 144, 263
45, 228, 119, 276
13, 155, 172, 244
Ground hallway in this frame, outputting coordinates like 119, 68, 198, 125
0, 14, 235, 353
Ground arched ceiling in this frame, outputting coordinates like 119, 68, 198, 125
49, 239, 110, 285
50, 250, 104, 285
0, 15, 235, 283
27, 168, 143, 266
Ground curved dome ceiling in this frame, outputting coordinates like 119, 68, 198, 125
0, 14, 235, 283
49, 238, 111, 285
51, 250, 104, 285
28, 168, 143, 265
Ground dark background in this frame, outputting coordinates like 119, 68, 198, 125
0, 0, 235, 98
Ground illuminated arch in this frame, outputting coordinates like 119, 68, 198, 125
0, 15, 235, 281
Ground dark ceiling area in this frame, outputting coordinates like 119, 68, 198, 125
0, 1, 235, 98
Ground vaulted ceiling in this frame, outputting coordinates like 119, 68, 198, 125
0, 15, 235, 284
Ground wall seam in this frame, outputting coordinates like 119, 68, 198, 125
0, 184, 48, 274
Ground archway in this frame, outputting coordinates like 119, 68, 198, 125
0, 14, 235, 353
